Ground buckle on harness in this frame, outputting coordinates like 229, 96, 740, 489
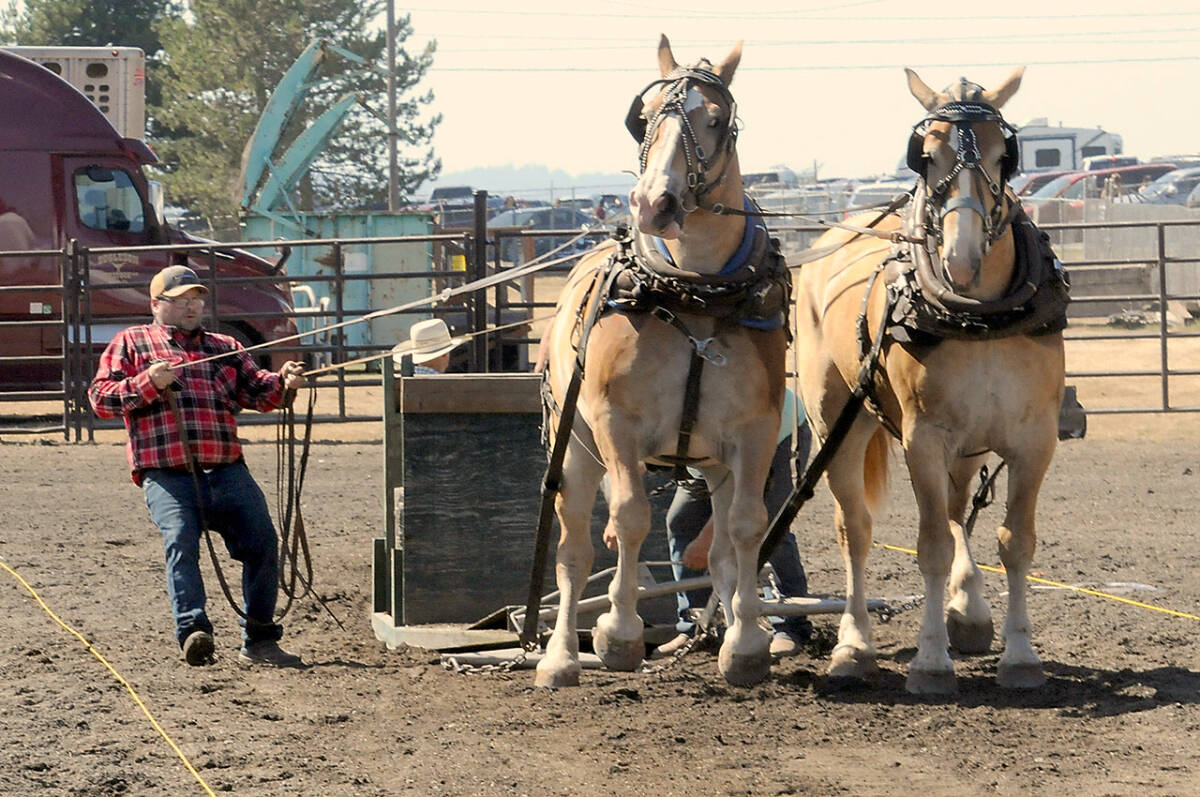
689, 336, 727, 366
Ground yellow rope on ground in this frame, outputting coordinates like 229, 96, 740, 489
877, 543, 1200, 622
0, 557, 217, 796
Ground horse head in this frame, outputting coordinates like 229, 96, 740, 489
905, 67, 1024, 296
627, 35, 743, 240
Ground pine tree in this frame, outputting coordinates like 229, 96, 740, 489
152, 0, 440, 231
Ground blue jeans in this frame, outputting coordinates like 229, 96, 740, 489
665, 426, 813, 640
142, 462, 284, 648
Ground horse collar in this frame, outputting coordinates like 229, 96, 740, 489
650, 198, 763, 276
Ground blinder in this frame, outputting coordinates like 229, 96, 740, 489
623, 67, 738, 152
906, 101, 1019, 182
625, 92, 648, 142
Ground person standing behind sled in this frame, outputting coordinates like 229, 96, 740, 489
651, 387, 814, 660
88, 265, 306, 668
395, 318, 463, 375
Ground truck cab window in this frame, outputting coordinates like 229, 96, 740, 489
74, 166, 146, 234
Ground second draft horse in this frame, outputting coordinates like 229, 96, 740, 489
794, 67, 1069, 694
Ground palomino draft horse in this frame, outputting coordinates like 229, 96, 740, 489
794, 68, 1069, 694
535, 36, 791, 688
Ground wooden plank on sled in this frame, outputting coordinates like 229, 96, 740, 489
371, 614, 519, 652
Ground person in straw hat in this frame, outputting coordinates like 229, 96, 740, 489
399, 318, 463, 374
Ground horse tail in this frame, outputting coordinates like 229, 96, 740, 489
862, 426, 891, 517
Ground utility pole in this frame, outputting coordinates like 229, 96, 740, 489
386, 0, 399, 211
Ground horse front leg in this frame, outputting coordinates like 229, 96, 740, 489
995, 444, 1055, 689
905, 437, 958, 695
535, 445, 604, 688
945, 454, 994, 654
591, 442, 650, 672
709, 448, 773, 687
824, 424, 882, 683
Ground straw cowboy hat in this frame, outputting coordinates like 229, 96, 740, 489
405, 318, 462, 364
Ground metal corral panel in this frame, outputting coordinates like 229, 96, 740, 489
377, 367, 677, 630
242, 211, 434, 349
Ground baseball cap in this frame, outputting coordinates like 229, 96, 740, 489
150, 265, 209, 299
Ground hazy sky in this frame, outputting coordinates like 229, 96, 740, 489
404, 0, 1200, 182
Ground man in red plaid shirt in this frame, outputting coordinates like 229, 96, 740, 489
90, 265, 307, 668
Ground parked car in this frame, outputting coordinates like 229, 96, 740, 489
1026, 163, 1178, 205
1136, 167, 1200, 205
487, 206, 599, 263
843, 179, 910, 217
1009, 169, 1072, 197
1185, 182, 1200, 209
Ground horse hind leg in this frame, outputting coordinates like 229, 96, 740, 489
945, 455, 995, 655
535, 445, 604, 688
995, 450, 1055, 689
590, 449, 651, 672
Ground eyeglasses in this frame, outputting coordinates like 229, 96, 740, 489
157, 296, 206, 308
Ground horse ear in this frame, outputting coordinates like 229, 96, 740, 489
714, 40, 743, 85
905, 67, 943, 112
982, 66, 1025, 110
657, 34, 678, 77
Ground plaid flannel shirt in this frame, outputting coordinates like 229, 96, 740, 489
89, 323, 286, 484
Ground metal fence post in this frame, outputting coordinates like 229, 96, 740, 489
333, 241, 346, 418
1157, 222, 1169, 411
472, 190, 489, 372
59, 242, 73, 441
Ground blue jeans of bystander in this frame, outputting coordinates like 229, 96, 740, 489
142, 461, 284, 648
665, 427, 813, 641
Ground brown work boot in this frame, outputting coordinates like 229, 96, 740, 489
182, 630, 215, 666
238, 640, 303, 668
769, 631, 807, 660
649, 633, 692, 660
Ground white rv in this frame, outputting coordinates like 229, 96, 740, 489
1016, 118, 1122, 173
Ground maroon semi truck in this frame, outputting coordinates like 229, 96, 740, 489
0, 48, 296, 391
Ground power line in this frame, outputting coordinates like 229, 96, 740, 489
432, 29, 1200, 53
406, 6, 1200, 22
429, 55, 1200, 73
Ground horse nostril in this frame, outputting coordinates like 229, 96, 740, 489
654, 193, 678, 218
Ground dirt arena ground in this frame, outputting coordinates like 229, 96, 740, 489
2, 378, 1199, 796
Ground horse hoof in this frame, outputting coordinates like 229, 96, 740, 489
827, 645, 879, 683
534, 659, 580, 688
997, 662, 1046, 689
592, 626, 644, 672
946, 609, 993, 654
905, 667, 957, 695
718, 647, 771, 687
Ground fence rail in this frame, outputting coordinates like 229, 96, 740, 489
3, 199, 1199, 439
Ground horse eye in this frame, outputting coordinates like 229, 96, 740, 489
708, 117, 722, 128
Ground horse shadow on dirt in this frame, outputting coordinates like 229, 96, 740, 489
773, 650, 1200, 716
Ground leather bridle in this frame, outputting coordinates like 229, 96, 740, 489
625, 64, 739, 213
910, 102, 1020, 250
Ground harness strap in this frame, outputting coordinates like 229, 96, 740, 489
670, 348, 707, 482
